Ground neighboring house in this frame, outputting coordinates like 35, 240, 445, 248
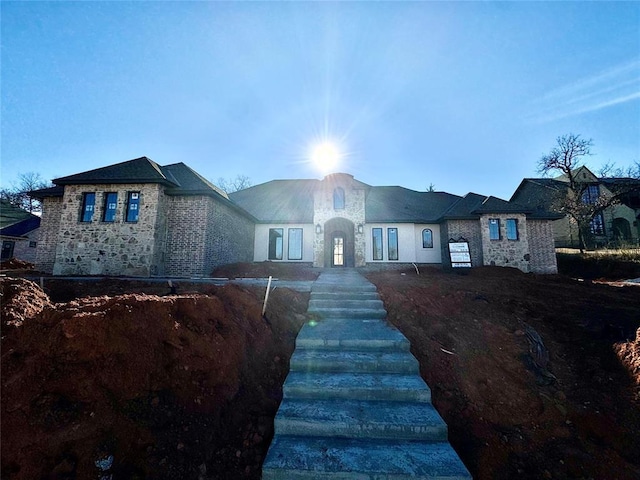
32, 157, 560, 277
0, 200, 41, 263
511, 166, 640, 248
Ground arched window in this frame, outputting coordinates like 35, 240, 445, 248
333, 187, 345, 210
422, 229, 433, 248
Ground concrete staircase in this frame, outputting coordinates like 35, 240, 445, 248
262, 269, 472, 479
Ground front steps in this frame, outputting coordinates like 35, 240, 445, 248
262, 269, 471, 479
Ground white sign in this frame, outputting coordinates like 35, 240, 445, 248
450, 252, 471, 262
449, 242, 470, 253
448, 240, 471, 268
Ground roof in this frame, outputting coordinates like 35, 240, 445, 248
161, 163, 229, 199
0, 200, 41, 236
230, 180, 318, 223
53, 157, 179, 187
365, 187, 459, 222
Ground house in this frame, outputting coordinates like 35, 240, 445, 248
511, 166, 640, 248
0, 200, 41, 263
32, 157, 560, 277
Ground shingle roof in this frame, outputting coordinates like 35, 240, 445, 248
230, 180, 318, 223
161, 163, 229, 199
365, 187, 459, 222
0, 200, 41, 236
53, 157, 178, 187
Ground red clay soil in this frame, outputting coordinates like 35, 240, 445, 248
367, 267, 640, 480
1, 277, 308, 479
2, 264, 640, 479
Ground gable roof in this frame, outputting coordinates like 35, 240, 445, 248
161, 163, 229, 199
53, 157, 179, 187
0, 200, 41, 236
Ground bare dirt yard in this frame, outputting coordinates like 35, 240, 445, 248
2, 261, 639, 479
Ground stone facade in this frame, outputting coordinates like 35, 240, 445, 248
440, 219, 483, 268
480, 214, 530, 272
312, 174, 367, 267
50, 183, 166, 276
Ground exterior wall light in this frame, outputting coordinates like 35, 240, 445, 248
315, 224, 322, 234
357, 224, 364, 234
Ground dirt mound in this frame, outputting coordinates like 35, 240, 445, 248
1, 277, 52, 327
616, 328, 640, 386
211, 261, 319, 280
367, 267, 640, 480
1, 280, 308, 479
0, 258, 35, 271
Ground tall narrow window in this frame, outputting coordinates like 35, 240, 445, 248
582, 185, 599, 204
506, 219, 519, 240
489, 218, 500, 240
81, 192, 96, 222
372, 228, 383, 260
333, 187, 345, 210
288, 228, 303, 260
388, 228, 399, 260
269, 228, 283, 260
590, 213, 605, 235
103, 192, 118, 222
422, 229, 433, 248
126, 192, 140, 222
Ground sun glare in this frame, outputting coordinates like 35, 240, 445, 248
311, 141, 341, 173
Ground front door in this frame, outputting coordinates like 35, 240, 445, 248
1, 241, 15, 260
332, 235, 345, 267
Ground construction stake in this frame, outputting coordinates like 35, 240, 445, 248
262, 276, 273, 316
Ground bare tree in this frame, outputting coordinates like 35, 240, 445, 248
215, 174, 252, 193
539, 134, 639, 252
0, 172, 51, 213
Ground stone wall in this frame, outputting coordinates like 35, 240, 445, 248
312, 174, 367, 267
51, 183, 165, 276
9, 231, 38, 264
526, 219, 558, 273
480, 214, 530, 272
441, 220, 483, 268
35, 197, 63, 274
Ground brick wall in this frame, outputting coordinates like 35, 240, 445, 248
51, 183, 164, 276
441, 219, 483, 268
165, 196, 254, 277
35, 197, 63, 274
526, 219, 558, 273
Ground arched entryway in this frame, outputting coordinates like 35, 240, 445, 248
612, 217, 632, 243
324, 218, 355, 267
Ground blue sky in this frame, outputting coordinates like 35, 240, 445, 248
2, 1, 639, 200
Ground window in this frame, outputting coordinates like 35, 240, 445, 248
126, 192, 140, 222
29, 241, 37, 248
268, 228, 283, 260
372, 228, 383, 260
489, 218, 500, 240
103, 192, 118, 222
333, 187, 345, 210
590, 213, 605, 235
81, 192, 96, 222
388, 228, 399, 260
422, 229, 433, 248
506, 219, 519, 240
582, 185, 599, 204
288, 228, 303, 260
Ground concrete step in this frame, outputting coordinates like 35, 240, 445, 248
262, 436, 472, 479
310, 291, 380, 301
295, 319, 410, 352
308, 298, 385, 310
290, 349, 419, 374
283, 372, 431, 403
312, 283, 377, 293
308, 306, 387, 319
274, 398, 448, 441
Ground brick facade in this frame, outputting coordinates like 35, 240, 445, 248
35, 197, 63, 274
526, 219, 558, 274
441, 219, 483, 268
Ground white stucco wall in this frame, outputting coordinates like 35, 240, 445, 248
365, 223, 442, 263
253, 224, 314, 262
